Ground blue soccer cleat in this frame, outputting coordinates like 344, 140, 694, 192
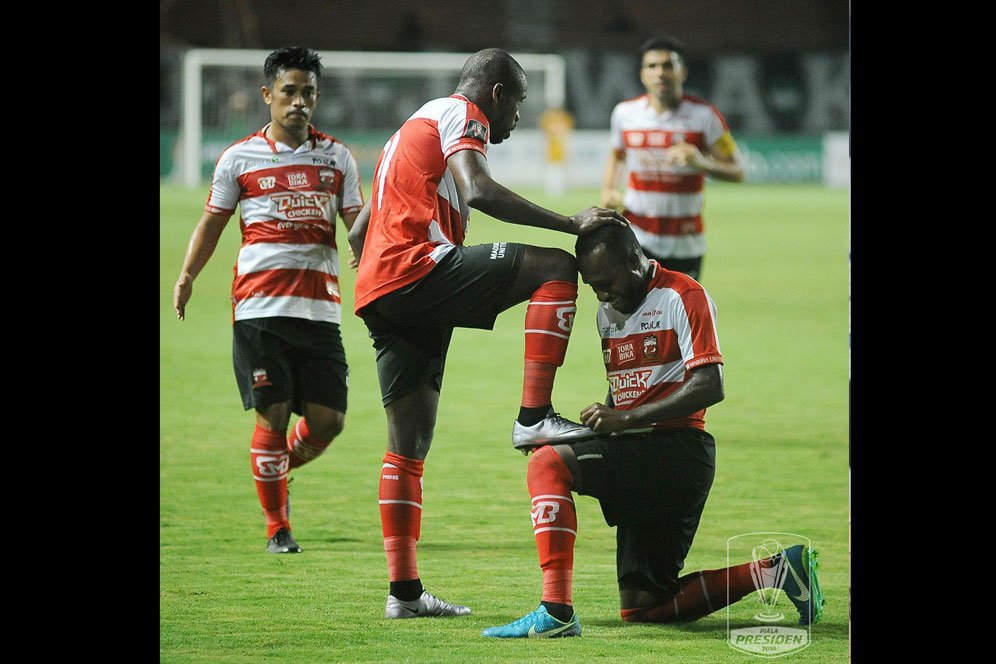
481, 604, 581, 638
781, 544, 825, 625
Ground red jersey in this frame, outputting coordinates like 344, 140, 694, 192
354, 95, 490, 314
597, 262, 723, 430
206, 124, 364, 323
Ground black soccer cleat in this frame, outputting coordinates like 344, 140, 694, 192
267, 527, 302, 554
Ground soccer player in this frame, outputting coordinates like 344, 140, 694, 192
173, 47, 363, 555
347, 48, 628, 618
600, 35, 745, 281
482, 223, 824, 637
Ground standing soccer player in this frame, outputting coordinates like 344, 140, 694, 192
173, 47, 364, 554
348, 48, 627, 618
482, 224, 824, 637
601, 35, 744, 281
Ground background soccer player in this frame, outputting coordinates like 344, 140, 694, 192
347, 48, 627, 618
600, 35, 744, 281
173, 47, 363, 554
482, 223, 824, 638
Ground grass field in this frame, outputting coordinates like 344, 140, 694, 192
160, 182, 849, 662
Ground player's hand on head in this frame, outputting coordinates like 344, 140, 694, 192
570, 206, 628, 235
580, 402, 629, 432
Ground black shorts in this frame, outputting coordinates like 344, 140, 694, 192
232, 316, 348, 415
571, 428, 716, 595
642, 251, 703, 281
359, 242, 524, 406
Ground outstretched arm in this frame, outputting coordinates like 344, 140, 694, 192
173, 211, 232, 320
447, 149, 627, 235
580, 364, 724, 432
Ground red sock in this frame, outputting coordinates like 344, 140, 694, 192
522, 280, 577, 407
287, 418, 333, 469
620, 559, 771, 623
250, 424, 290, 538
379, 452, 424, 582
528, 445, 576, 605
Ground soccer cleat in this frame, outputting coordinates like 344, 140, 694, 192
385, 590, 472, 618
512, 409, 597, 453
481, 604, 582, 638
780, 544, 825, 625
266, 528, 302, 554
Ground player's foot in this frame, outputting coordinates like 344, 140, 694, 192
266, 527, 302, 554
481, 604, 582, 638
512, 408, 596, 453
780, 544, 825, 625
385, 590, 472, 618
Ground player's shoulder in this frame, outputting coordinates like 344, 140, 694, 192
652, 265, 707, 298
217, 130, 267, 160
614, 94, 649, 112
681, 94, 727, 120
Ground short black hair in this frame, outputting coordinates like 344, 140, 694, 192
454, 48, 526, 98
575, 223, 642, 260
263, 47, 322, 86
639, 35, 686, 64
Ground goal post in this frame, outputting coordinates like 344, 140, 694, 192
179, 48, 566, 188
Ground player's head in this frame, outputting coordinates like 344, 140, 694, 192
639, 35, 687, 105
575, 224, 651, 315
454, 48, 527, 144
261, 47, 323, 132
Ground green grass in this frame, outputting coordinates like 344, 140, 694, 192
160, 182, 849, 662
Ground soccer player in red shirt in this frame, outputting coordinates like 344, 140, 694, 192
173, 47, 363, 555
482, 223, 824, 637
348, 48, 628, 618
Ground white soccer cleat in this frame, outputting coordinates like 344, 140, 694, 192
385, 590, 472, 619
512, 409, 597, 453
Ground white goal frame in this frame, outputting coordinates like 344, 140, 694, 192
180, 49, 566, 188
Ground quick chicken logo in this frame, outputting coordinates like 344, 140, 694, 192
270, 192, 330, 220
608, 369, 653, 405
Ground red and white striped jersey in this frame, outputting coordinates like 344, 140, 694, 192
598, 262, 722, 430
354, 95, 489, 314
609, 94, 731, 259
205, 124, 364, 324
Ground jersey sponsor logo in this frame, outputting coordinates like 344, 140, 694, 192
641, 308, 663, 317
647, 131, 667, 146
255, 454, 289, 477
643, 334, 658, 358
556, 306, 576, 333
287, 171, 310, 188
609, 368, 653, 406
381, 474, 400, 480
252, 368, 272, 388
312, 156, 337, 167
490, 242, 507, 259
616, 341, 636, 363
258, 175, 276, 190
464, 119, 488, 143
626, 131, 646, 147
603, 348, 611, 364
531, 501, 561, 526
270, 191, 331, 220
640, 320, 660, 331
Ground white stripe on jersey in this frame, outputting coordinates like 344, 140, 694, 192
630, 225, 706, 259
237, 243, 337, 276
437, 169, 471, 229
235, 295, 341, 324
622, 190, 703, 218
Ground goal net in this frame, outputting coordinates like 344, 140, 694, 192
175, 49, 566, 188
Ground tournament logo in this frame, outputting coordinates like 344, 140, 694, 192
727, 533, 818, 658
251, 368, 272, 389
464, 119, 488, 143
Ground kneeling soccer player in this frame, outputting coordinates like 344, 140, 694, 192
482, 224, 824, 638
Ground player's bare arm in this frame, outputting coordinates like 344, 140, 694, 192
599, 150, 626, 210
580, 363, 724, 432
447, 149, 627, 235
664, 137, 744, 182
339, 207, 362, 269
174, 211, 232, 320
346, 200, 372, 267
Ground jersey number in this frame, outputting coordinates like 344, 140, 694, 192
374, 131, 401, 210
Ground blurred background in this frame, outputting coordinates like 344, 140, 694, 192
159, 0, 849, 191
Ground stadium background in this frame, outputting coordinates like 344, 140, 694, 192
160, 2, 850, 661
